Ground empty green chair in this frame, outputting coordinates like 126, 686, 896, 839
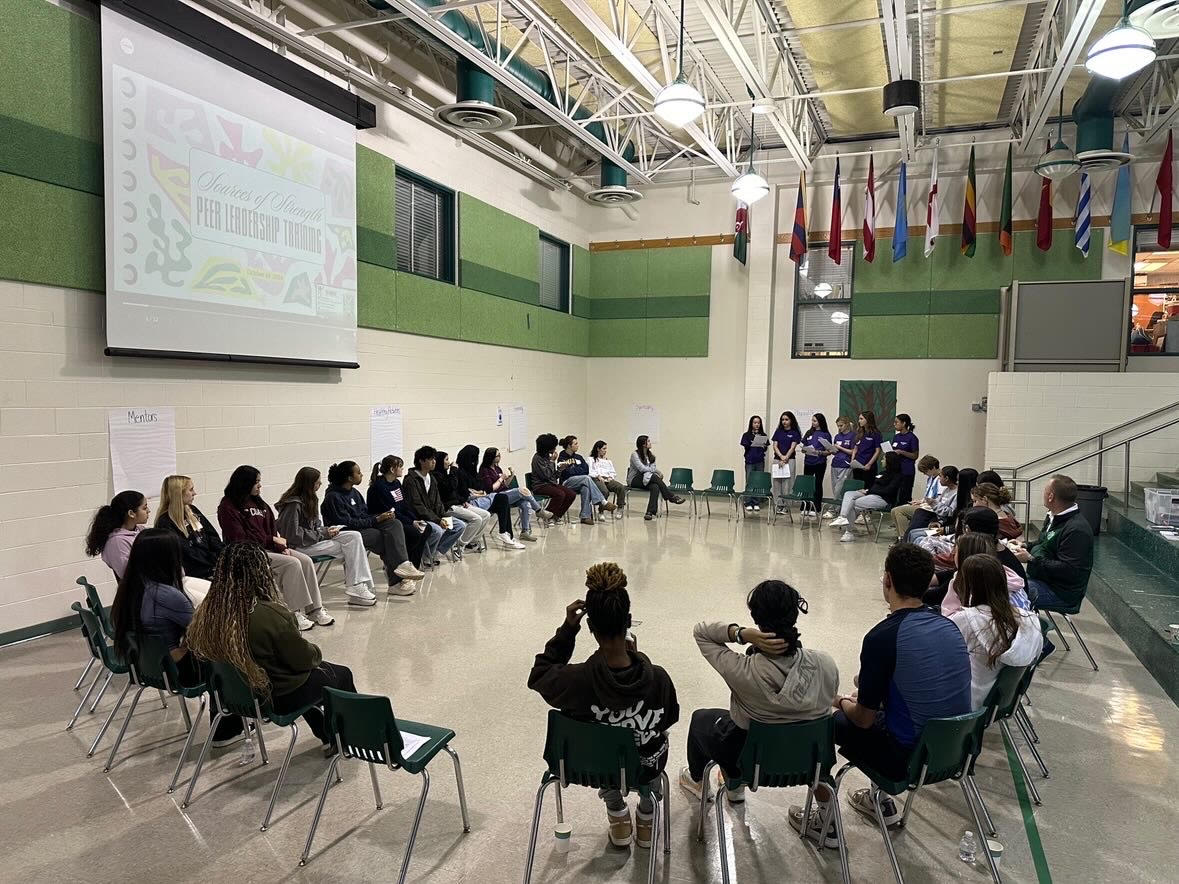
700, 469, 739, 520
71, 584, 98, 693
781, 474, 818, 525
699, 717, 849, 884
300, 687, 470, 877
833, 709, 998, 884
737, 470, 774, 521
665, 467, 697, 517
181, 661, 320, 832
978, 663, 1047, 806
524, 710, 670, 884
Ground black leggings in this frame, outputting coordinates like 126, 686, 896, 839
271, 661, 356, 744
804, 462, 826, 513
630, 474, 676, 515
488, 493, 513, 535
852, 467, 875, 491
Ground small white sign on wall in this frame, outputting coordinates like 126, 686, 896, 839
630, 404, 660, 445
370, 405, 404, 469
108, 407, 176, 495
508, 405, 528, 452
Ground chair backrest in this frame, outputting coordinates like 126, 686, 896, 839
322, 686, 405, 764
77, 576, 114, 639
737, 717, 835, 789
668, 467, 693, 489
541, 710, 642, 793
841, 479, 866, 494
524, 472, 536, 492
208, 661, 265, 718
981, 664, 1029, 725
903, 710, 988, 786
76, 606, 123, 671
506, 474, 519, 491
128, 633, 187, 692
790, 475, 816, 498
746, 470, 772, 493
709, 469, 736, 492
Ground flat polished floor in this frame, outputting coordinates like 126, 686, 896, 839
4, 510, 1178, 883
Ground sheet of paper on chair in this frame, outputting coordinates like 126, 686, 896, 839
399, 731, 431, 759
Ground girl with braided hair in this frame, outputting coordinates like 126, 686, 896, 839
528, 562, 679, 851
186, 542, 357, 747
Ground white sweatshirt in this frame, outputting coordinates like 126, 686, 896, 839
949, 606, 1044, 709
588, 457, 616, 481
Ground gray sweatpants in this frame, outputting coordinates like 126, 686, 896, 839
600, 781, 662, 815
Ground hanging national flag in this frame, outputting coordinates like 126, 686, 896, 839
1110, 132, 1132, 255
829, 158, 843, 264
893, 163, 909, 262
999, 144, 1013, 257
1036, 174, 1053, 252
961, 145, 977, 257
1158, 131, 1173, 248
789, 172, 808, 263
863, 154, 877, 263
924, 149, 940, 257
1075, 171, 1091, 258
733, 201, 748, 265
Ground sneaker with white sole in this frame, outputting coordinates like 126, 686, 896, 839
500, 533, 525, 550
614, 510, 625, 520
537, 509, 554, 524
745, 505, 754, 512
388, 582, 417, 597
679, 766, 709, 802
607, 808, 633, 847
393, 561, 425, 580
753, 504, 761, 511
839, 531, 856, 543
849, 787, 901, 827
517, 531, 537, 543
346, 586, 377, 606
309, 608, 335, 627
829, 516, 850, 527
788, 803, 839, 848
294, 611, 315, 631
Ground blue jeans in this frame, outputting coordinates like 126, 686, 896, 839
498, 486, 540, 532
421, 520, 463, 561
1028, 579, 1067, 659
563, 474, 605, 519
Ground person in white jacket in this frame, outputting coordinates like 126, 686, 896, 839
680, 580, 839, 809
949, 553, 1044, 709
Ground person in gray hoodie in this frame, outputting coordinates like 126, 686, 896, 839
680, 580, 839, 808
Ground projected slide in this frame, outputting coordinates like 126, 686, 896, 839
102, 8, 359, 366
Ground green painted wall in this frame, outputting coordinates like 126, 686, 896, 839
357, 145, 396, 269
459, 194, 540, 304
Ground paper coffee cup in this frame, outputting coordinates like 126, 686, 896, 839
987, 839, 1004, 868
553, 822, 572, 852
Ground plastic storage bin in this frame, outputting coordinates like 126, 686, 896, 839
1145, 488, 1179, 527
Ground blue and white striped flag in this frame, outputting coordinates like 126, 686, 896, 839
1075, 171, 1091, 258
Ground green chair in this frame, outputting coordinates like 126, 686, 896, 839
181, 661, 319, 832
300, 688, 470, 875
665, 467, 697, 517
67, 602, 106, 730
70, 586, 98, 693
982, 663, 1048, 805
824, 478, 865, 514
72, 607, 145, 759
737, 470, 775, 522
1037, 591, 1099, 671
311, 554, 335, 585
699, 717, 849, 884
857, 503, 896, 542
781, 474, 818, 525
524, 710, 670, 884
833, 709, 999, 884
75, 577, 127, 714
700, 469, 739, 520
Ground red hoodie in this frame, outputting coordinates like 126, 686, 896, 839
217, 496, 283, 553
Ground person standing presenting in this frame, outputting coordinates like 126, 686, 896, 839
890, 414, 920, 504
770, 412, 802, 515
739, 416, 770, 512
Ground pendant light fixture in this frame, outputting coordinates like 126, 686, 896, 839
654, 0, 706, 127
1034, 93, 1081, 181
1086, 0, 1157, 79
731, 111, 769, 204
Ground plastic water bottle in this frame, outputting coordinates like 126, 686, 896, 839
958, 830, 977, 864
238, 728, 256, 766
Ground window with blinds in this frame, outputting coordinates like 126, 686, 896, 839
394, 170, 454, 282
538, 233, 570, 312
793, 242, 852, 357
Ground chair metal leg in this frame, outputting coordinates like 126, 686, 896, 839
961, 779, 1003, 883
1016, 705, 1040, 744
104, 685, 146, 771
697, 761, 715, 842
443, 744, 471, 832
645, 792, 661, 884
553, 780, 564, 824
1042, 612, 1071, 651
1063, 613, 1099, 671
168, 696, 206, 793
1014, 714, 1051, 779
178, 695, 192, 732
88, 670, 114, 713
872, 786, 905, 884
659, 770, 670, 855
158, 689, 168, 710
369, 761, 383, 809
714, 789, 732, 884
87, 679, 132, 756
74, 657, 96, 691
182, 711, 223, 808
827, 769, 852, 884
300, 754, 342, 866
1000, 721, 1042, 805
967, 775, 998, 838
67, 668, 103, 730
255, 715, 270, 765
260, 722, 299, 831
397, 769, 431, 884
522, 777, 558, 884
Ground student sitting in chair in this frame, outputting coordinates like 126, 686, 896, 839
86, 490, 150, 581
528, 562, 679, 851
829, 451, 904, 543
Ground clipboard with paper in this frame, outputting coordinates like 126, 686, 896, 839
771, 462, 792, 479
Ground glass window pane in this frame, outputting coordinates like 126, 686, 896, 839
394, 172, 452, 282
796, 244, 854, 302
794, 303, 850, 357
1131, 227, 1178, 353
538, 235, 568, 311
394, 176, 412, 273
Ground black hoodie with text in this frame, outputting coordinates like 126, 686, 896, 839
528, 620, 679, 782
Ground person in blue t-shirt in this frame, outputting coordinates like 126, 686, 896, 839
891, 414, 920, 504
832, 543, 970, 826
770, 411, 802, 514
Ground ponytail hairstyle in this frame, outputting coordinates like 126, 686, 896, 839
972, 482, 1012, 509
856, 410, 879, 441
584, 562, 630, 639
746, 579, 807, 657
111, 528, 185, 657
478, 447, 500, 473
279, 467, 321, 520
85, 490, 146, 557
940, 465, 959, 486
371, 454, 403, 484
590, 440, 608, 460
326, 461, 358, 487
224, 465, 262, 508
895, 412, 914, 432
956, 553, 1019, 667
158, 475, 200, 534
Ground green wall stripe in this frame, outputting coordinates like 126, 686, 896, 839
929, 289, 1001, 314
572, 297, 593, 319
0, 172, 104, 290
645, 295, 710, 318
589, 298, 646, 319
852, 290, 931, 316
0, 115, 102, 195
358, 227, 397, 269
460, 260, 540, 305
0, 613, 79, 648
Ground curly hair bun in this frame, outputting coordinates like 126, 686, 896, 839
585, 561, 627, 593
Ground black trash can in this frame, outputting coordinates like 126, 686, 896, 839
1075, 484, 1107, 536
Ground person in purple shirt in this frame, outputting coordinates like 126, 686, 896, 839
800, 413, 833, 519
891, 413, 920, 504
824, 416, 857, 519
851, 411, 883, 491
739, 415, 769, 511
770, 411, 802, 515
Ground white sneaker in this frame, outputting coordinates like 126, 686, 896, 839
822, 510, 835, 519
309, 608, 335, 627
388, 582, 417, 596
829, 516, 850, 528
679, 766, 708, 802
745, 505, 754, 512
346, 586, 377, 606
295, 611, 315, 631
499, 532, 525, 550
393, 561, 426, 580
840, 531, 856, 543
753, 504, 761, 512
788, 803, 839, 848
614, 510, 625, 520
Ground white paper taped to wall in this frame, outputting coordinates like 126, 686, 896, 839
508, 405, 528, 452
108, 407, 176, 494
630, 404, 660, 444
371, 405, 404, 469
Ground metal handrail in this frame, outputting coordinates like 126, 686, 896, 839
994, 398, 1179, 478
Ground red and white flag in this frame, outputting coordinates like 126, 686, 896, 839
924, 148, 939, 257
863, 154, 877, 262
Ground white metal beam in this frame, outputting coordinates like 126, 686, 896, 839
879, 0, 916, 161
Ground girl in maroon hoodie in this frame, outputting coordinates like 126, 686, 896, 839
217, 465, 330, 632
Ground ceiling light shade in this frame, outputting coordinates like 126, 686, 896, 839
1035, 138, 1081, 180
654, 74, 706, 127
883, 79, 921, 117
752, 97, 776, 115
1085, 20, 1156, 79
731, 169, 770, 204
